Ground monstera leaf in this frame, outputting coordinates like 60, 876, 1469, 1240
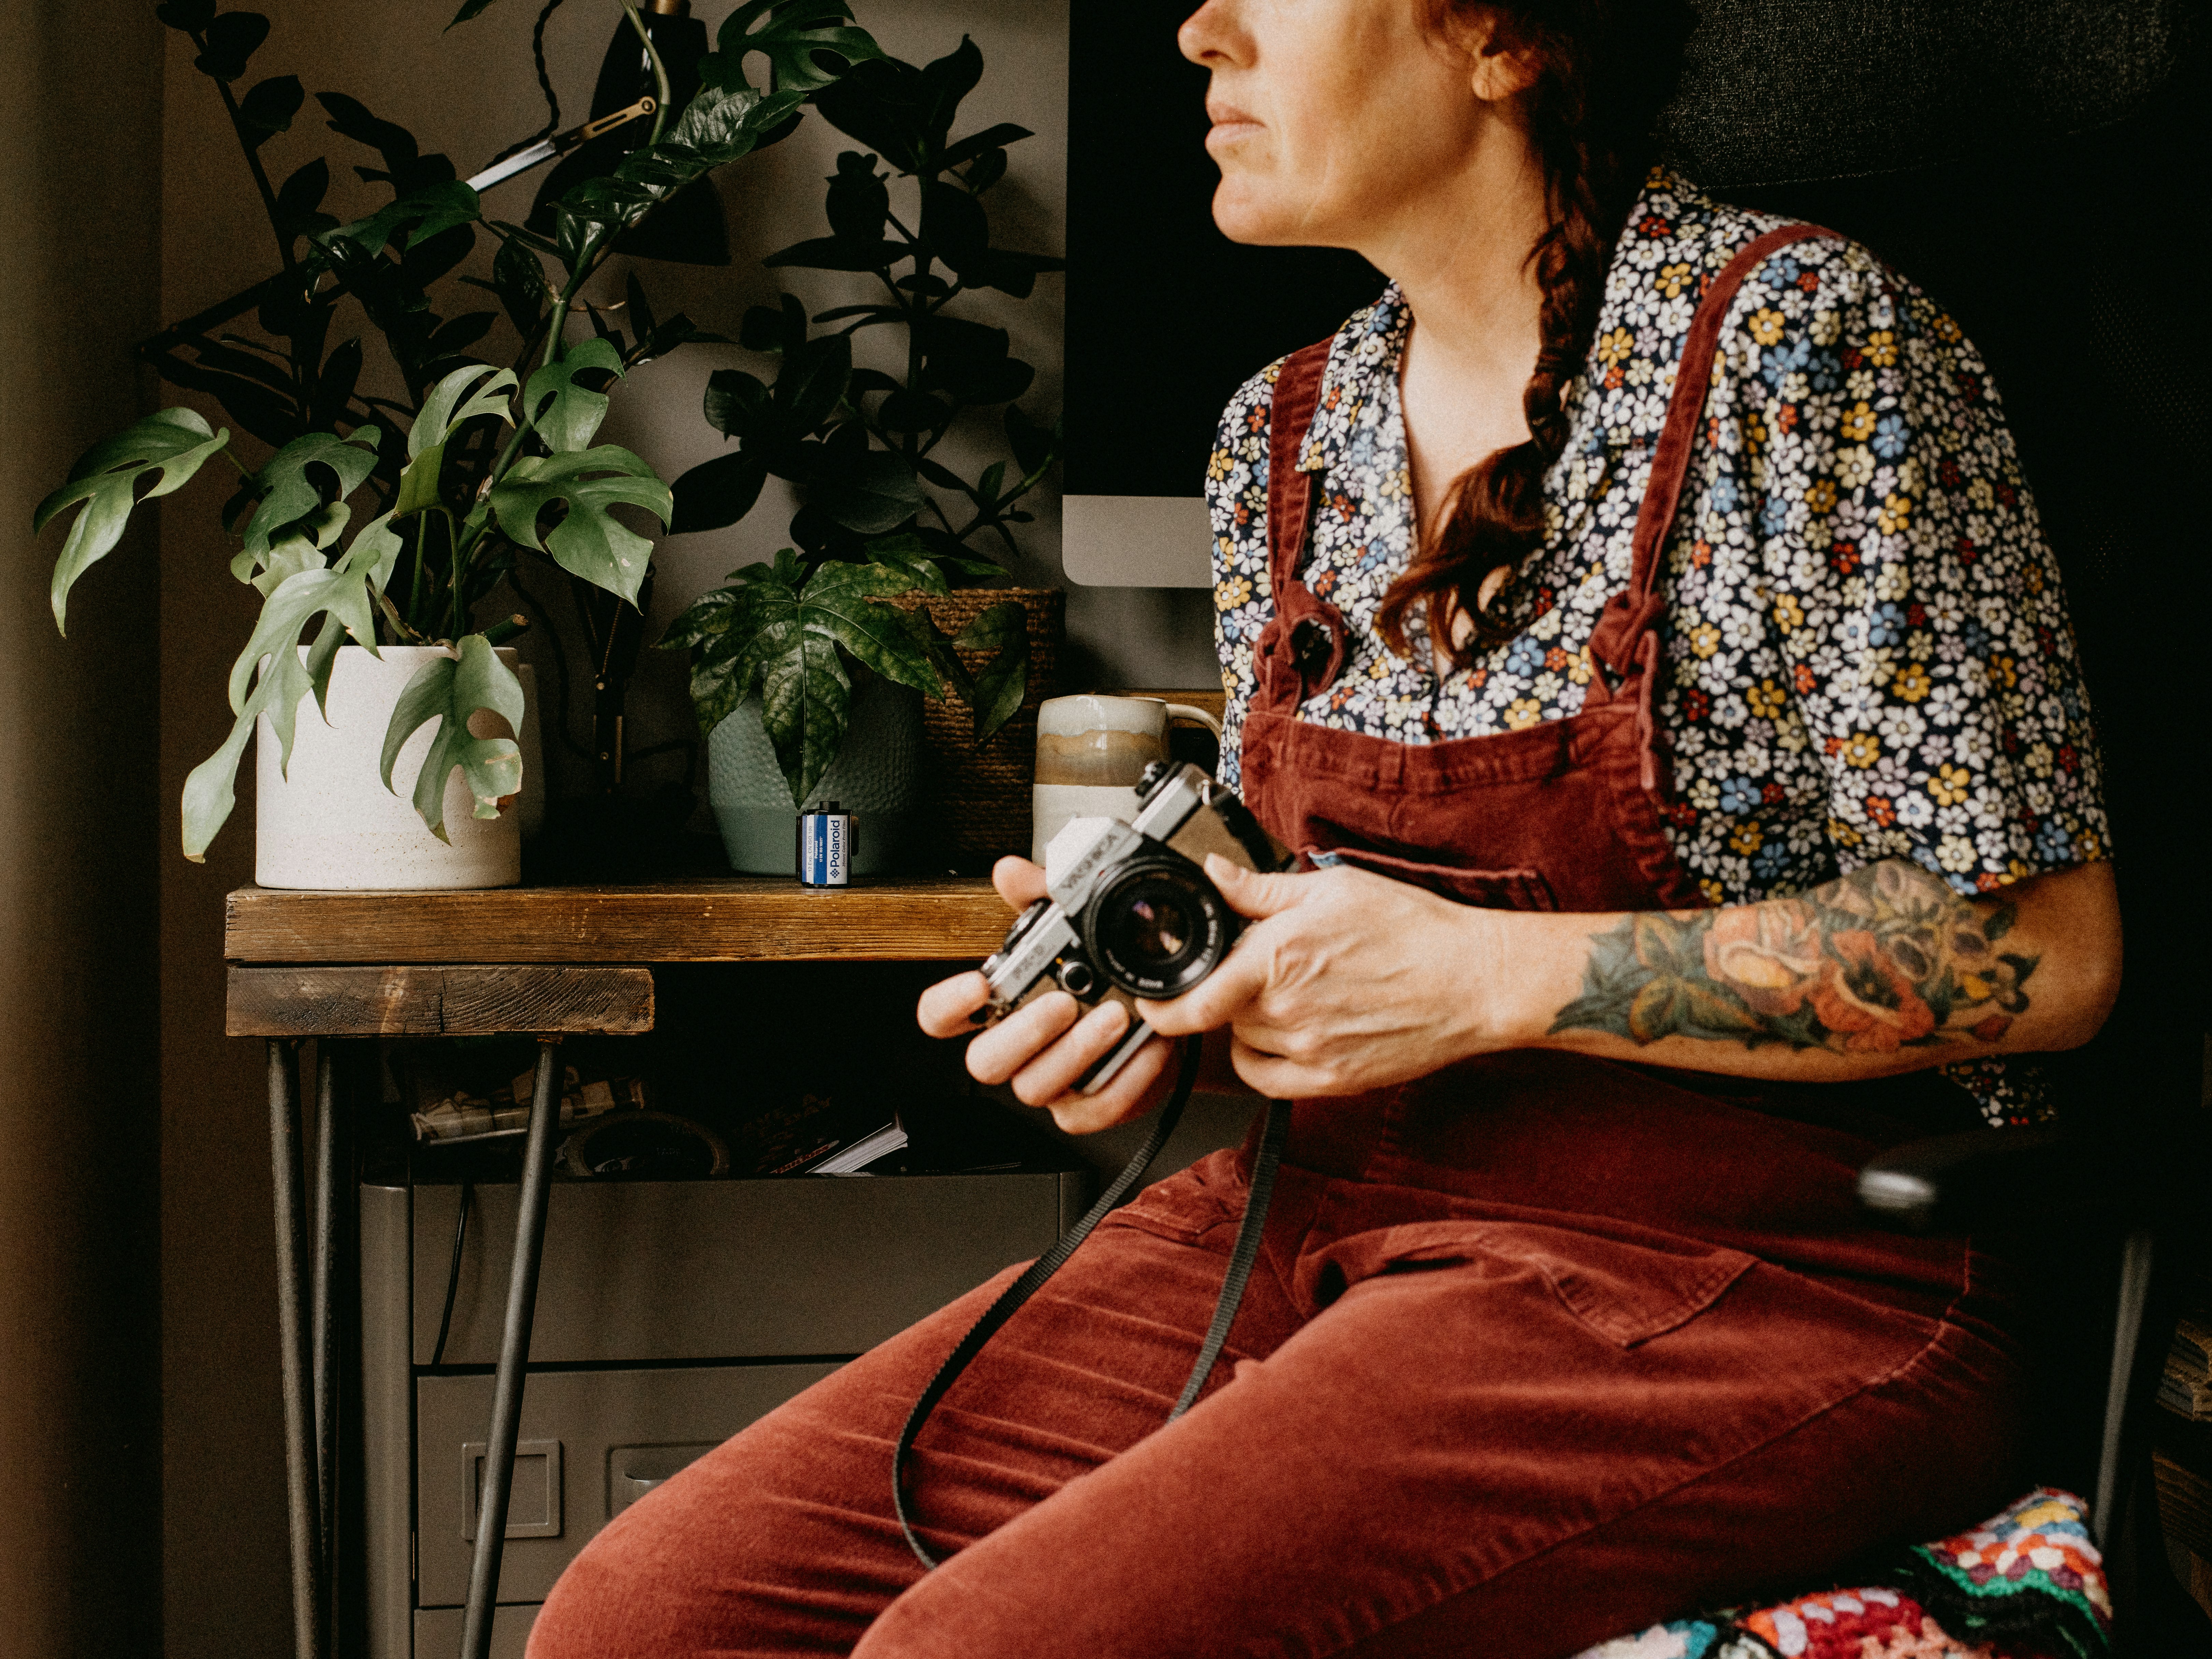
699, 0, 885, 96
34, 408, 232, 632
233, 426, 383, 579
484, 446, 671, 607
521, 336, 623, 453
179, 531, 387, 861
379, 634, 525, 842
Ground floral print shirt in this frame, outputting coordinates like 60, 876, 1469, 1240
1204, 170, 2110, 1127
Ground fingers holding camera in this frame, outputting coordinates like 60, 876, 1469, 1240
916, 970, 994, 1039
1034, 1027, 1176, 1135
991, 854, 1050, 911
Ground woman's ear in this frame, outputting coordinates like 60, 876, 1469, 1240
1446, 9, 1543, 103
1468, 35, 1543, 103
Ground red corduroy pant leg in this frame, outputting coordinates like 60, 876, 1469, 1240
525, 1150, 2029, 1659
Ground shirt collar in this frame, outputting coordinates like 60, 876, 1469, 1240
1296, 167, 1720, 472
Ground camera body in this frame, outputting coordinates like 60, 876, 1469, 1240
979, 762, 1288, 1092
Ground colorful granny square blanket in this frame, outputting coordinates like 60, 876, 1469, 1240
1571, 1488, 2110, 1659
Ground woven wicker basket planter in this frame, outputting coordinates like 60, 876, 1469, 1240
899, 586, 1064, 872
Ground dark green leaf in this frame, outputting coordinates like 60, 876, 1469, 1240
956, 599, 1028, 745
974, 459, 1007, 506
703, 368, 772, 440
939, 121, 1032, 171
194, 11, 269, 82
238, 74, 304, 143
143, 350, 296, 447
920, 37, 985, 114
486, 235, 550, 335
1005, 403, 1058, 477
861, 532, 948, 593
815, 448, 923, 535
877, 389, 949, 433
811, 59, 928, 173
777, 333, 852, 434
740, 295, 808, 354
307, 338, 364, 432
378, 635, 525, 840
485, 446, 671, 606
624, 273, 658, 348
958, 149, 1006, 193
34, 409, 232, 633
920, 179, 988, 269
276, 156, 331, 224
671, 452, 770, 534
699, 0, 886, 96
322, 180, 481, 255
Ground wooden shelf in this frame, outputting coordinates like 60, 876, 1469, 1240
225, 876, 1012, 965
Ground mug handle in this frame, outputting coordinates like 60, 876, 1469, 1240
1162, 702, 1224, 738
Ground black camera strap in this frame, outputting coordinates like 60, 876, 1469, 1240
893, 1038, 1291, 1569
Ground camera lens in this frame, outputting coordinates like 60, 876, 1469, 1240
1081, 856, 1234, 998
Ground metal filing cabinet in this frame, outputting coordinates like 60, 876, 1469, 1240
361, 1170, 1090, 1658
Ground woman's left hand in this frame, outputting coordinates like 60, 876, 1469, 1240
1142, 857, 1511, 1097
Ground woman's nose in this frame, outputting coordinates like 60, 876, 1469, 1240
1178, 0, 1248, 68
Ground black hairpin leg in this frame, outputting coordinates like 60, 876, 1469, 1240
460, 1037, 564, 1659
269, 1039, 325, 1659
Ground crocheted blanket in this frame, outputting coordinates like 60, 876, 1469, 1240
1572, 1489, 2110, 1659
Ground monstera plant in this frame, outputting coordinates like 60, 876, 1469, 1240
27, 0, 884, 858
663, 33, 1062, 809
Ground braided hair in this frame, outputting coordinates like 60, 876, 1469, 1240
1375, 0, 1693, 667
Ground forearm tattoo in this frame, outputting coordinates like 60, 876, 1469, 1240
1550, 861, 2039, 1055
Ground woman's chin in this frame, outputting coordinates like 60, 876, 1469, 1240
1209, 182, 1321, 248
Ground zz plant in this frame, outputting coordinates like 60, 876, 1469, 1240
29, 0, 884, 859
662, 35, 1062, 809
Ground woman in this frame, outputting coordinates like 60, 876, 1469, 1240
532, 1, 2122, 1654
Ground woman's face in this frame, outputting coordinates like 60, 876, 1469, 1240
1178, 0, 1505, 251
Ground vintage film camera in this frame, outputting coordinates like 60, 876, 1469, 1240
978, 762, 1289, 1091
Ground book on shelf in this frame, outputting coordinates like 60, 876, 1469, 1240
725, 1093, 908, 1177
2162, 1313, 2212, 1422
409, 1066, 646, 1145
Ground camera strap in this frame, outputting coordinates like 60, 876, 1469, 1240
893, 1037, 1291, 1569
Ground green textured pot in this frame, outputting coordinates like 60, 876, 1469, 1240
705, 673, 926, 875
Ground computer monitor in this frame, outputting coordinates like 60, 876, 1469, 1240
1062, 1, 1382, 586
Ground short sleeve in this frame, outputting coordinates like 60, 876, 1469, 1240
1208, 361, 1282, 794
1743, 241, 2111, 894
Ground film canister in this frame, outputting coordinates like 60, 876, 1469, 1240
798, 803, 853, 887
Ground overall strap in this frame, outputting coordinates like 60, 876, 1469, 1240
1588, 222, 1842, 683
1265, 341, 1333, 608
1250, 341, 1348, 713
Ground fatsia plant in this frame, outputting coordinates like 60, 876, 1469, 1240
662, 535, 1027, 805
663, 34, 1062, 783
29, 0, 884, 859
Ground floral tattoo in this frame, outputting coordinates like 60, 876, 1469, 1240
1550, 861, 2039, 1056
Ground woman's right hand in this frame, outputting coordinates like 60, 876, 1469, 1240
916, 856, 1183, 1135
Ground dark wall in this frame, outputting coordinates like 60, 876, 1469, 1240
0, 3, 166, 1655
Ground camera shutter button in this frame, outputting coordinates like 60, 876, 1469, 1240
1056, 959, 1097, 997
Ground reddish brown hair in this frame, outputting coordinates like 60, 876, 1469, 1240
1375, 0, 1692, 666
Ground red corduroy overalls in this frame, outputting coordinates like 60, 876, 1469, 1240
528, 229, 2034, 1659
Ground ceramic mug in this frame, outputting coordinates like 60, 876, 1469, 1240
1031, 694, 1225, 871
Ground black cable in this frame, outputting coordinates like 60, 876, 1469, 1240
488, 0, 569, 164
430, 1180, 474, 1367
893, 1044, 1291, 1569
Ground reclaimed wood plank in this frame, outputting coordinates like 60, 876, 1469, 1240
224, 877, 1013, 966
227, 965, 655, 1036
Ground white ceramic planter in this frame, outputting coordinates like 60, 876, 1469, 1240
254, 645, 529, 890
